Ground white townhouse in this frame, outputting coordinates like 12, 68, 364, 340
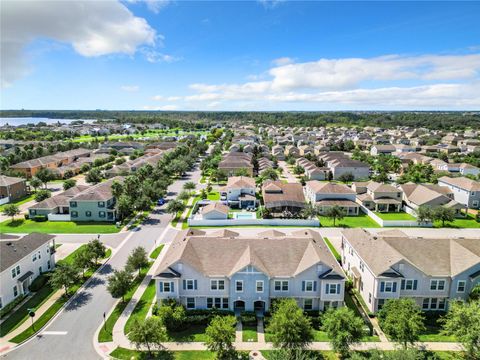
0, 233, 56, 309
341, 229, 480, 313
153, 229, 345, 312
437, 176, 480, 209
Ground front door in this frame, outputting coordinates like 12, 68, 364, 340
22, 279, 29, 294
234, 300, 245, 311
254, 300, 265, 312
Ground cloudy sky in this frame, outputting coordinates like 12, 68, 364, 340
1, 0, 480, 111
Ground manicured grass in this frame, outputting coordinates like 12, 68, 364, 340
0, 194, 35, 211
418, 326, 457, 342
110, 348, 217, 360
433, 214, 480, 228
0, 283, 56, 337
98, 264, 152, 342
150, 244, 165, 259
124, 280, 156, 334
207, 191, 220, 201
168, 324, 208, 342
373, 211, 416, 220
0, 219, 120, 234
319, 214, 380, 228
242, 324, 258, 342
323, 237, 341, 262
262, 351, 460, 360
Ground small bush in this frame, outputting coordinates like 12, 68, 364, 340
24, 214, 29, 220
240, 311, 257, 325
29, 274, 48, 292
32, 215, 48, 222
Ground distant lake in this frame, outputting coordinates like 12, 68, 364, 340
0, 117, 97, 126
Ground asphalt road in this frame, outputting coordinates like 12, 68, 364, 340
3, 165, 202, 360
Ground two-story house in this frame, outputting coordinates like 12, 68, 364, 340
437, 176, 480, 209
154, 229, 345, 312
0, 175, 28, 204
305, 181, 359, 215
341, 229, 480, 313
0, 233, 56, 309
352, 181, 403, 212
219, 176, 257, 209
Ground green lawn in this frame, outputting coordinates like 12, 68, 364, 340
168, 324, 208, 342
418, 326, 457, 342
0, 194, 35, 211
149, 244, 165, 259
0, 219, 120, 234
433, 214, 480, 228
242, 324, 258, 342
98, 264, 153, 342
124, 280, 156, 334
207, 191, 220, 201
110, 348, 218, 360
261, 351, 460, 360
319, 214, 380, 228
373, 211, 416, 221
323, 237, 341, 262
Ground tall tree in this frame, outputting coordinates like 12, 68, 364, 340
432, 206, 456, 227
29, 177, 43, 192
127, 317, 167, 357
205, 315, 237, 360
266, 298, 314, 351
2, 204, 20, 222
126, 247, 149, 276
107, 269, 133, 302
324, 205, 346, 227
321, 307, 364, 358
49, 263, 79, 297
378, 298, 425, 349
36, 168, 55, 188
63, 179, 76, 190
442, 300, 480, 359
73, 246, 94, 278
166, 199, 186, 215
86, 238, 107, 265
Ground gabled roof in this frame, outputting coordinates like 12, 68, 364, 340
201, 202, 229, 215
1, 233, 55, 271
0, 175, 25, 187
225, 176, 255, 189
306, 181, 355, 195
438, 176, 480, 191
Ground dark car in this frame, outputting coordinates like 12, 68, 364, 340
157, 198, 165, 206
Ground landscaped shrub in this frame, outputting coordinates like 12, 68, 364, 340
0, 295, 26, 319
32, 215, 48, 222
240, 311, 257, 325
28, 274, 48, 292
24, 214, 29, 220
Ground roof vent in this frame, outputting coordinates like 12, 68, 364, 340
6, 242, 12, 246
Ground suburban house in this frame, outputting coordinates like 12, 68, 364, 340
437, 176, 480, 209
219, 176, 257, 209
305, 181, 359, 215
69, 177, 123, 222
399, 183, 467, 217
296, 158, 329, 180
341, 229, 480, 313
218, 152, 254, 176
261, 181, 306, 215
257, 157, 274, 174
352, 181, 403, 212
0, 175, 28, 204
28, 185, 89, 221
200, 202, 229, 220
154, 229, 345, 312
370, 144, 395, 156
0, 233, 56, 309
9, 149, 91, 177
271, 145, 285, 160
284, 145, 300, 158
320, 153, 370, 180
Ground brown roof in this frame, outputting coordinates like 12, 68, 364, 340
155, 229, 344, 278
201, 202, 230, 215
262, 181, 305, 209
342, 229, 480, 277
438, 176, 480, 191
225, 176, 255, 189
306, 181, 355, 195
0, 175, 25, 187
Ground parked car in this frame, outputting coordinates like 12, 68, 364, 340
157, 198, 165, 206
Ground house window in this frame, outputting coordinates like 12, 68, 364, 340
368, 293, 372, 304
422, 298, 430, 310
71, 211, 78, 218
210, 280, 225, 291
274, 280, 289, 291
99, 211, 106, 218
256, 281, 264, 293
160, 281, 174, 293
207, 298, 213, 308
47, 260, 51, 269
11, 268, 16, 278
430, 298, 438, 310
207, 297, 228, 309
185, 280, 195, 290
186, 298, 195, 309
438, 298, 446, 310
380, 281, 396, 293
86, 211, 92, 217
30, 209, 37, 215
70, 201, 77, 207
326, 283, 340, 295
401, 279, 417, 291
38, 251, 41, 259
236, 280, 243, 292
359, 262, 365, 272
98, 201, 105, 208
303, 281, 315, 292
304, 299, 313, 310
430, 280, 446, 291
377, 299, 385, 310
32, 253, 37, 262
13, 286, 18, 298
457, 281, 466, 293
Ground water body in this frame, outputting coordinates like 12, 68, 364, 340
0, 117, 96, 126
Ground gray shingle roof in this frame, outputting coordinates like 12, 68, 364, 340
1, 233, 55, 271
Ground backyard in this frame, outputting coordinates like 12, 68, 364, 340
373, 211, 416, 221
0, 219, 120, 234
319, 213, 380, 228
0, 194, 35, 212
433, 214, 480, 228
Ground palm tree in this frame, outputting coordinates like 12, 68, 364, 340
324, 205, 346, 227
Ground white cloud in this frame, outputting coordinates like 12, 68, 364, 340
145, 0, 171, 14
272, 57, 294, 66
143, 104, 178, 110
121, 85, 140, 92
1, 0, 156, 87
258, 0, 285, 9
140, 48, 180, 63
152, 95, 181, 101
181, 53, 480, 109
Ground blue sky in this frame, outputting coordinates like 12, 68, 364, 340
1, 0, 480, 110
